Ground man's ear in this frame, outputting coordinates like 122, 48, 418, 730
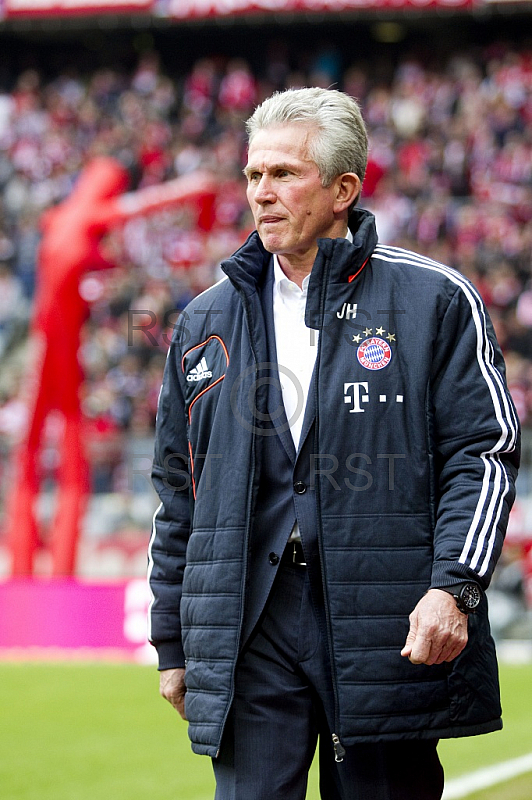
333, 173, 361, 214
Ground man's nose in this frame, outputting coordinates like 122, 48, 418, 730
253, 175, 276, 203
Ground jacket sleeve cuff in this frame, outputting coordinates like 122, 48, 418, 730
431, 561, 485, 590
154, 640, 186, 671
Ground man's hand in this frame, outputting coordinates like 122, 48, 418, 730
159, 668, 187, 719
401, 589, 468, 665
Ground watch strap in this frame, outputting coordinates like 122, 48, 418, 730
435, 582, 481, 614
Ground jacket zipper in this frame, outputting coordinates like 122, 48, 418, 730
313, 247, 346, 760
332, 733, 346, 763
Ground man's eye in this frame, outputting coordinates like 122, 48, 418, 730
248, 172, 261, 182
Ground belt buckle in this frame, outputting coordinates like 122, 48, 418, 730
292, 541, 306, 567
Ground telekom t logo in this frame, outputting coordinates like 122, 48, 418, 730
344, 382, 369, 413
344, 382, 404, 412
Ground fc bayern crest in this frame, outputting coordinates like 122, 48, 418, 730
357, 337, 392, 371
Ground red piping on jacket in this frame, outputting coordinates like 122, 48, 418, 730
181, 334, 229, 374
348, 256, 370, 283
182, 335, 230, 499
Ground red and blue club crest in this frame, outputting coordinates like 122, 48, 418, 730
357, 337, 392, 371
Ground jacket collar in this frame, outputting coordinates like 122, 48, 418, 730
221, 207, 378, 304
220, 230, 271, 297
307, 209, 377, 330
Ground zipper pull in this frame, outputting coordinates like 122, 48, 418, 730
332, 733, 345, 763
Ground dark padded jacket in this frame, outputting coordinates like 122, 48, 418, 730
148, 209, 520, 757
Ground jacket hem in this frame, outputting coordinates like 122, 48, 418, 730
339, 718, 502, 746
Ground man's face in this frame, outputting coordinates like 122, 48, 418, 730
244, 123, 345, 265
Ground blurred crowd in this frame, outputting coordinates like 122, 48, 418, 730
0, 35, 531, 510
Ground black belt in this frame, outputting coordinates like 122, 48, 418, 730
282, 540, 307, 567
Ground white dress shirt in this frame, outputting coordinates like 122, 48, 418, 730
272, 228, 353, 450
272, 260, 317, 451
272, 229, 353, 543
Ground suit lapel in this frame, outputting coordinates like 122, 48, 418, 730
296, 367, 316, 458
260, 261, 297, 464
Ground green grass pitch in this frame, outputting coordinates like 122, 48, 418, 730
0, 661, 530, 799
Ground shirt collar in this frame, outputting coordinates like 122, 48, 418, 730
273, 227, 353, 295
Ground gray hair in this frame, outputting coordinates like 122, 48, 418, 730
246, 87, 368, 202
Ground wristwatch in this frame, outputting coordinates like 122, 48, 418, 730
440, 583, 482, 615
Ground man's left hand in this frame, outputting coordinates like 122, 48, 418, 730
401, 589, 468, 665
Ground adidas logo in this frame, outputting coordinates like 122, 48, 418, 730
187, 356, 213, 382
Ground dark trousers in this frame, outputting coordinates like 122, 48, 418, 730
213, 557, 444, 800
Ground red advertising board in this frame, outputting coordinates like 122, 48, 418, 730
3, 0, 476, 18
4, 0, 153, 16
165, 0, 475, 17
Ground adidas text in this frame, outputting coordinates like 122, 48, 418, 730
187, 370, 213, 382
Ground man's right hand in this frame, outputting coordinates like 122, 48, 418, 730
159, 668, 187, 720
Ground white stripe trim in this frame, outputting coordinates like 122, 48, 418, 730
375, 246, 519, 457
479, 457, 510, 577
374, 247, 514, 570
372, 246, 517, 574
375, 245, 518, 451
374, 246, 518, 454
469, 453, 503, 573
146, 501, 163, 643
459, 454, 493, 571
373, 248, 516, 451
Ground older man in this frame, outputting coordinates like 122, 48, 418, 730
149, 88, 519, 799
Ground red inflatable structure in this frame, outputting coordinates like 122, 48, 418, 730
5, 158, 215, 576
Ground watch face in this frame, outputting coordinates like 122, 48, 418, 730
461, 583, 481, 610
